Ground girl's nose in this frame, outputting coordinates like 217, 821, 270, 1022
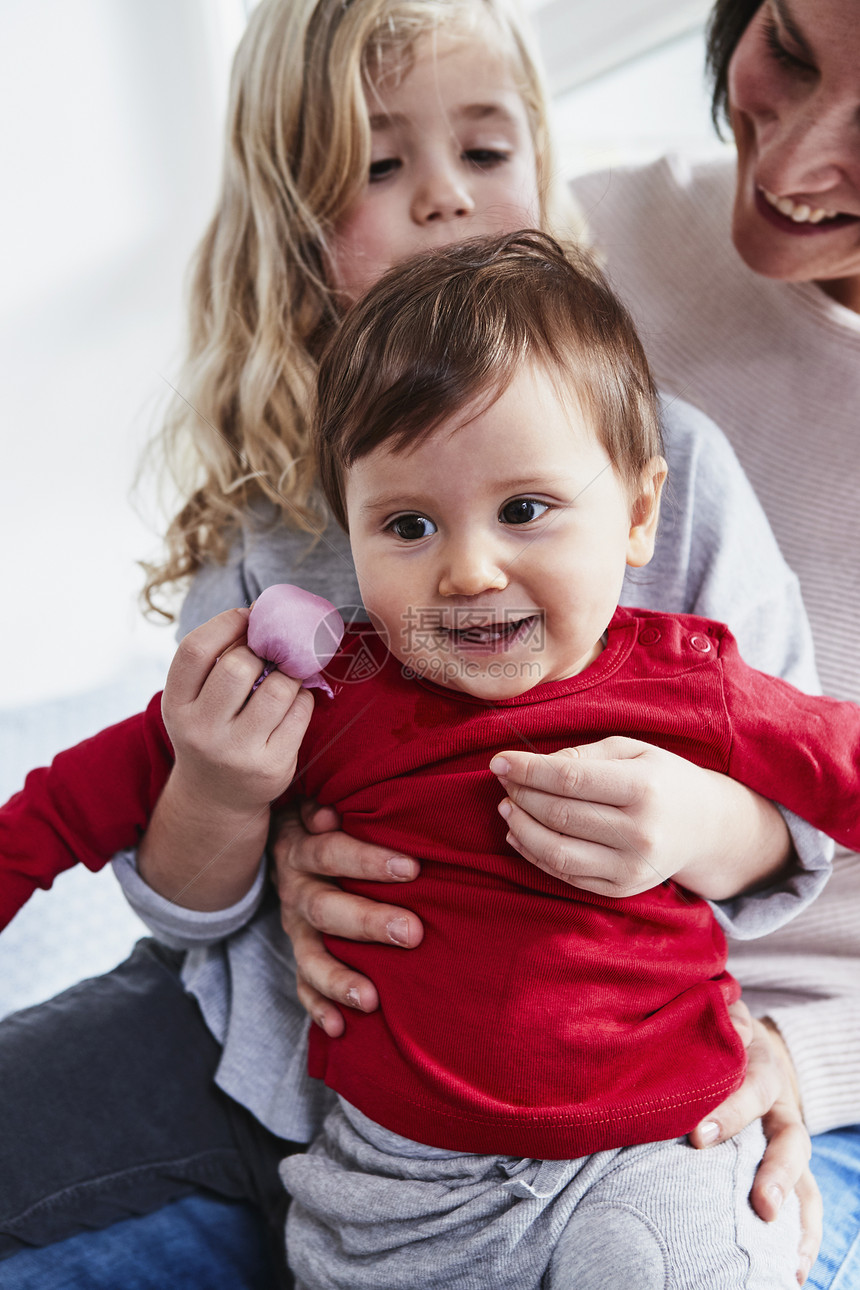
411, 165, 476, 224
438, 538, 508, 598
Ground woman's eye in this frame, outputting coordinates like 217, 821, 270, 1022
464, 148, 509, 169
389, 514, 437, 540
762, 19, 814, 73
369, 157, 402, 182
500, 498, 549, 525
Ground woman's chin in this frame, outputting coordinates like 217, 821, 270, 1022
733, 206, 822, 282
731, 184, 860, 295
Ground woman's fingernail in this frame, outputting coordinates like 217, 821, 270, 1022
797, 1253, 812, 1284
387, 856, 415, 879
698, 1120, 720, 1145
498, 799, 512, 820
490, 756, 510, 776
767, 1183, 784, 1212
345, 987, 362, 1009
386, 917, 411, 946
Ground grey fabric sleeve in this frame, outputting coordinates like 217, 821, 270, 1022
111, 849, 268, 949
177, 532, 254, 637
620, 396, 831, 940
177, 505, 360, 640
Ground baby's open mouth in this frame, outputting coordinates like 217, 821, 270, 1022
441, 614, 538, 651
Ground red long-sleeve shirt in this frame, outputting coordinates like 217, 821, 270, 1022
2, 607, 858, 1157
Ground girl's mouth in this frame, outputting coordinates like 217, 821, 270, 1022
756, 187, 858, 235
441, 614, 539, 654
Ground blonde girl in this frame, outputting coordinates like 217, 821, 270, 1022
0, 1, 821, 1285
143, 0, 569, 613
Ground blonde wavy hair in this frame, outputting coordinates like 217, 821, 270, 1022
142, 0, 570, 617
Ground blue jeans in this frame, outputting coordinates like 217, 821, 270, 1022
0, 1195, 275, 1290
0, 941, 295, 1288
807, 1126, 860, 1289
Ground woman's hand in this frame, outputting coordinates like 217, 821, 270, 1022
690, 1005, 821, 1286
490, 737, 792, 901
271, 802, 423, 1037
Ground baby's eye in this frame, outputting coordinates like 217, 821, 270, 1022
464, 148, 509, 169
369, 157, 402, 182
389, 513, 437, 540
500, 498, 549, 525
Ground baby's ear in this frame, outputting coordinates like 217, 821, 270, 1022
626, 456, 667, 568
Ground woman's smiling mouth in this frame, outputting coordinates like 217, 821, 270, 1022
756, 187, 858, 234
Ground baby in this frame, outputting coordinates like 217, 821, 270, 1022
6, 232, 860, 1288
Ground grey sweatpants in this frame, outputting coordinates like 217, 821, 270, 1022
282, 1099, 800, 1290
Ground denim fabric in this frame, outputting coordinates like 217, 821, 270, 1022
0, 1194, 278, 1290
0, 940, 295, 1287
807, 1127, 860, 1290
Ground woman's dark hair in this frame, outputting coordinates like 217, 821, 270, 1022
706, 0, 763, 132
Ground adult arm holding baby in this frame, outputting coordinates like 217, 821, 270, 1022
278, 726, 797, 1017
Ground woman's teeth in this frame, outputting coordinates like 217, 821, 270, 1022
761, 188, 839, 224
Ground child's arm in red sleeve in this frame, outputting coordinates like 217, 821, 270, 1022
0, 692, 172, 929
721, 631, 860, 852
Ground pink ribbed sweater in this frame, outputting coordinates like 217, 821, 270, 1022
572, 155, 860, 1134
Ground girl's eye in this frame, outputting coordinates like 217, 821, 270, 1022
369, 157, 402, 182
500, 498, 549, 525
389, 514, 437, 540
464, 148, 509, 169
762, 18, 814, 74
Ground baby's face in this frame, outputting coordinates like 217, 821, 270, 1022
345, 362, 663, 701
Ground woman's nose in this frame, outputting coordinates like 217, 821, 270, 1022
437, 537, 508, 597
758, 99, 857, 197
411, 163, 476, 224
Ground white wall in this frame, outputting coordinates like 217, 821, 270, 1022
0, 0, 246, 714
0, 0, 248, 1012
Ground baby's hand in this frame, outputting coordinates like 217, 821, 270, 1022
491, 737, 789, 900
490, 738, 763, 899
163, 608, 315, 819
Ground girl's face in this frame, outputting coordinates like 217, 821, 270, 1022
727, 0, 860, 310
328, 28, 541, 303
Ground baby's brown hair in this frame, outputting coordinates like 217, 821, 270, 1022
315, 230, 662, 529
